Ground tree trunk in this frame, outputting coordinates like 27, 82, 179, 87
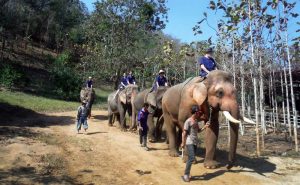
284, 65, 291, 137
248, 0, 260, 156
280, 72, 287, 132
232, 38, 236, 88
271, 70, 276, 133
285, 28, 298, 152
259, 56, 265, 150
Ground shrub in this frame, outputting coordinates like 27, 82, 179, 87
0, 64, 22, 89
49, 52, 82, 100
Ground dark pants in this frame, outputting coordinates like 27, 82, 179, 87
139, 129, 148, 147
184, 144, 197, 176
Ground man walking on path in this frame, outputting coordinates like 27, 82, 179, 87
138, 103, 150, 151
76, 100, 89, 134
181, 105, 210, 182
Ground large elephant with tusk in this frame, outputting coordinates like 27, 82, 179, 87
162, 70, 254, 169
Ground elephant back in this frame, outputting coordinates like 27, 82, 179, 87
80, 88, 95, 103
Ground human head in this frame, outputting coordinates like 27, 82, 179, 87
123, 72, 126, 77
88, 76, 92, 80
159, 69, 165, 76
82, 100, 87, 105
191, 105, 200, 114
144, 103, 149, 110
205, 47, 214, 55
129, 71, 132, 75
191, 105, 203, 119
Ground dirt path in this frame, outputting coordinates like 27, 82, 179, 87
1, 110, 299, 185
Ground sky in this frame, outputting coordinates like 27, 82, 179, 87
83, 0, 299, 44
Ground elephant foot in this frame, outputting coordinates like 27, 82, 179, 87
168, 149, 179, 157
204, 160, 220, 169
148, 137, 156, 143
120, 127, 127, 132
226, 161, 235, 170
128, 127, 137, 132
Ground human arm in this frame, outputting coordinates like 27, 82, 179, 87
181, 120, 189, 148
137, 111, 143, 130
199, 121, 210, 132
77, 107, 81, 120
164, 77, 168, 86
200, 64, 210, 74
181, 129, 187, 148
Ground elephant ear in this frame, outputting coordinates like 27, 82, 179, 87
146, 91, 156, 107
192, 83, 207, 105
119, 91, 127, 104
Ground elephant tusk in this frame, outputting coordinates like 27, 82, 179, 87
242, 116, 255, 124
223, 111, 241, 124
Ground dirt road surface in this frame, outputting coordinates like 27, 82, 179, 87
1, 110, 299, 185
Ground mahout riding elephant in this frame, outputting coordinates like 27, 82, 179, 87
133, 86, 169, 142
162, 70, 254, 169
80, 88, 95, 118
107, 84, 138, 130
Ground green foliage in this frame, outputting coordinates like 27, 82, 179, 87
50, 52, 82, 101
0, 0, 88, 49
0, 90, 78, 112
0, 64, 22, 89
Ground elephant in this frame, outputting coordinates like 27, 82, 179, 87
107, 84, 138, 130
133, 86, 169, 142
80, 88, 95, 118
162, 70, 254, 169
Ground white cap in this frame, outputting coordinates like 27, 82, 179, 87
89, 76, 92, 79
159, 70, 165, 74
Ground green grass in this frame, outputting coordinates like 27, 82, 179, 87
0, 87, 113, 112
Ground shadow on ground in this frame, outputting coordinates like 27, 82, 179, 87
0, 166, 78, 185
190, 147, 277, 181
93, 114, 108, 121
0, 102, 74, 127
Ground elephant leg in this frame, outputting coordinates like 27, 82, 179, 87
155, 115, 163, 141
176, 128, 182, 151
108, 113, 113, 126
165, 113, 178, 157
127, 104, 132, 130
89, 104, 93, 118
116, 114, 120, 124
108, 107, 113, 126
227, 122, 239, 169
204, 110, 220, 169
147, 114, 156, 142
118, 104, 126, 131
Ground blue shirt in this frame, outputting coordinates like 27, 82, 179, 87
198, 56, 216, 77
156, 76, 167, 86
120, 77, 128, 86
138, 108, 149, 130
86, 80, 93, 88
127, 75, 136, 84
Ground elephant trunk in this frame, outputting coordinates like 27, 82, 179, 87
227, 104, 240, 169
131, 92, 137, 129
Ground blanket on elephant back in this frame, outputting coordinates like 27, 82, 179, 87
80, 88, 95, 102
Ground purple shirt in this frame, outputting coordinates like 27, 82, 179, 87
127, 75, 136, 84
198, 56, 216, 77
120, 77, 128, 86
156, 76, 167, 86
138, 108, 149, 130
86, 80, 93, 88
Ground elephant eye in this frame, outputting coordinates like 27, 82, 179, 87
216, 89, 224, 98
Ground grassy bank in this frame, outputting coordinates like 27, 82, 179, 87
0, 87, 112, 112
